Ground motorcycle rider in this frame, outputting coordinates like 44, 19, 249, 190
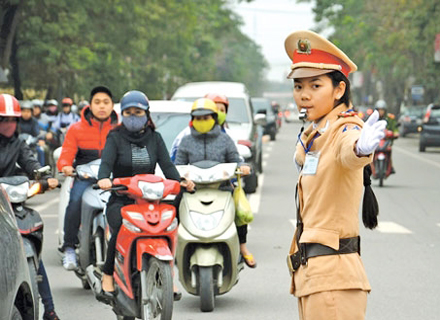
175, 98, 257, 268
57, 86, 118, 270
52, 97, 80, 135
0, 93, 61, 320
170, 93, 230, 162
97, 90, 188, 298
33, 99, 51, 131
374, 99, 398, 173
18, 101, 46, 166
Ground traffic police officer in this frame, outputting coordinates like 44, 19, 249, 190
284, 30, 387, 320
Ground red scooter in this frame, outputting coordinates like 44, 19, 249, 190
86, 174, 180, 320
371, 130, 397, 187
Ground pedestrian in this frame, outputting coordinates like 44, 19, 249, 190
284, 30, 386, 320
97, 90, 189, 300
0, 93, 61, 320
57, 86, 118, 270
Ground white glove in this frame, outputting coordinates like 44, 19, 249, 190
355, 110, 387, 156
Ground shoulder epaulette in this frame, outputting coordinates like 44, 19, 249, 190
338, 110, 358, 118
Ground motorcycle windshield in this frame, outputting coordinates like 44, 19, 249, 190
176, 162, 237, 184
75, 159, 101, 180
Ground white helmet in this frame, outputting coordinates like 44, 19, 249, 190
375, 100, 387, 110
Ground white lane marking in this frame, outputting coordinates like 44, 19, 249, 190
263, 153, 270, 159
376, 221, 412, 234
394, 146, 440, 169
269, 141, 274, 147
289, 219, 297, 227
32, 197, 59, 213
266, 145, 273, 153
437, 223, 440, 228
262, 161, 267, 168
248, 174, 264, 214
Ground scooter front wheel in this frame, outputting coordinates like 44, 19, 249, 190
199, 266, 215, 312
27, 259, 39, 318
141, 257, 173, 320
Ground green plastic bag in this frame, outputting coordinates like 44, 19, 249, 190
234, 174, 254, 226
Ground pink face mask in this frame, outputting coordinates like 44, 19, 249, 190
0, 121, 17, 138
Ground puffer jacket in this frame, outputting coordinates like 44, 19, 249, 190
57, 106, 118, 170
0, 133, 41, 177
175, 125, 240, 165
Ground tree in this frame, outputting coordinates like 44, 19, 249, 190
1, 0, 267, 100
298, 0, 440, 110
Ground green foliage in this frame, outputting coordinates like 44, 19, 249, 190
4, 0, 267, 100
298, 0, 440, 107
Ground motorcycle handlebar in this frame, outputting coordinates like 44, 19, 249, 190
92, 184, 128, 192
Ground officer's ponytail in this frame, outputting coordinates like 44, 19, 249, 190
362, 164, 379, 229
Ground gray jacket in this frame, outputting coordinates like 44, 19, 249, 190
175, 125, 240, 165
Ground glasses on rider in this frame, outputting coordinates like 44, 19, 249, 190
122, 108, 146, 117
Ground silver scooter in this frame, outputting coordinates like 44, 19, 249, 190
175, 161, 244, 312
57, 159, 110, 289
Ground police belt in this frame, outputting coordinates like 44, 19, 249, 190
288, 236, 360, 273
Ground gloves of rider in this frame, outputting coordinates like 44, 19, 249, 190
355, 110, 387, 156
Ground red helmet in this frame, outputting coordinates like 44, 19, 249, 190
0, 94, 21, 117
204, 93, 229, 111
62, 97, 73, 105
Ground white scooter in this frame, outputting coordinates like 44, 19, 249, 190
175, 161, 245, 312
57, 159, 110, 289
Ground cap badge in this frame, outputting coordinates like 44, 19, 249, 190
297, 39, 311, 54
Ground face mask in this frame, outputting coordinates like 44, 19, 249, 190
193, 118, 215, 134
0, 121, 17, 138
122, 115, 148, 132
217, 111, 226, 125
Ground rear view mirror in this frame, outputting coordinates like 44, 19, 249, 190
254, 113, 267, 126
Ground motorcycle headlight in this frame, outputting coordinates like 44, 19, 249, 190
122, 219, 142, 233
189, 210, 224, 231
1, 182, 29, 203
138, 181, 164, 200
161, 209, 174, 221
166, 218, 178, 231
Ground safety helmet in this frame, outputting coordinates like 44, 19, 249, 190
204, 93, 229, 111
78, 100, 89, 110
46, 99, 58, 107
191, 98, 218, 117
0, 94, 21, 117
32, 99, 43, 108
62, 97, 73, 106
120, 90, 149, 112
375, 100, 387, 110
20, 101, 34, 110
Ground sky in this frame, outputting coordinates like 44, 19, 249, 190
231, 0, 316, 82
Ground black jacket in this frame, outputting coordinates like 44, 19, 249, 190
0, 133, 42, 178
98, 126, 180, 182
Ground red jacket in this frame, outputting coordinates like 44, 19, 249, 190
57, 106, 118, 170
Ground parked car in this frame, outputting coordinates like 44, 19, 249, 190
0, 185, 37, 320
171, 81, 265, 193
398, 106, 424, 137
252, 97, 277, 141
283, 102, 299, 123
419, 104, 440, 152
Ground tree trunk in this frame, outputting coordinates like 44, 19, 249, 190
10, 35, 23, 99
0, 2, 21, 69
